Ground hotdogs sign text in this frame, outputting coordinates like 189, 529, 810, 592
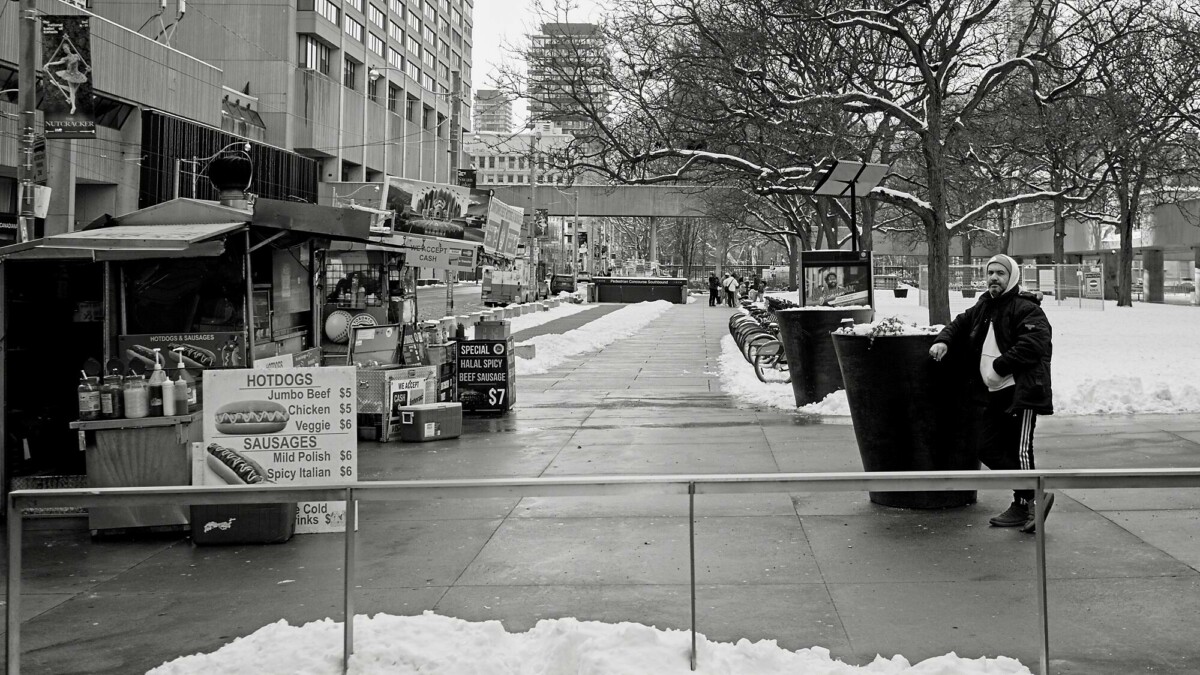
202, 367, 357, 534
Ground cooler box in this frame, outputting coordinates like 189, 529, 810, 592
398, 402, 463, 442
190, 503, 297, 545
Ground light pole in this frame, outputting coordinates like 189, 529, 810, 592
527, 125, 542, 300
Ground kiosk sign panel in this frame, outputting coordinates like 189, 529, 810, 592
800, 250, 874, 308
202, 367, 357, 534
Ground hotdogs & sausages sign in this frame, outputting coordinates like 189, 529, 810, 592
202, 367, 357, 534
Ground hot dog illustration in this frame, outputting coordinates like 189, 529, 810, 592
205, 443, 269, 485
213, 400, 289, 435
167, 343, 216, 368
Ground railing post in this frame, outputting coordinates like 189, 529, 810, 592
343, 488, 357, 675
7, 496, 23, 675
1035, 478, 1049, 675
688, 482, 697, 671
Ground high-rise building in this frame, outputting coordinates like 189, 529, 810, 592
0, 0, 475, 235
472, 89, 512, 133
528, 23, 606, 137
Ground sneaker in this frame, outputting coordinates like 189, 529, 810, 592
989, 500, 1029, 527
1020, 493, 1055, 534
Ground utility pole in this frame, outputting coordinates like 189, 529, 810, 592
527, 127, 540, 301
446, 70, 461, 314
17, 0, 38, 243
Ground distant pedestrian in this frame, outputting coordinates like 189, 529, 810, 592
929, 254, 1055, 533
708, 273, 720, 307
722, 273, 738, 307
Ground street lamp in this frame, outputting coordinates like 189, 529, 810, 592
175, 141, 252, 199
527, 124, 543, 300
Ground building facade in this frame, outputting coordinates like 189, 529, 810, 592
528, 22, 604, 138
472, 88, 511, 133
0, 0, 474, 238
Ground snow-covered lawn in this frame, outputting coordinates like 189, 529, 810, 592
723, 292, 1200, 416
148, 612, 1032, 675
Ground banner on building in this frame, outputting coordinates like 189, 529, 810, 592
483, 196, 523, 260
385, 177, 485, 244
41, 15, 96, 138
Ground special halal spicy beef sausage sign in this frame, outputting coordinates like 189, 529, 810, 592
202, 367, 357, 534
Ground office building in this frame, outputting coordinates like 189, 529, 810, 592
472, 89, 512, 133
527, 22, 605, 138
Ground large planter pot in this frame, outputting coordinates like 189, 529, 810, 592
832, 332, 979, 509
774, 307, 874, 407
893, 288, 909, 298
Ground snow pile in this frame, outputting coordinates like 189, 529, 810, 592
505, 302, 594, 334
716, 335, 851, 416
516, 300, 675, 375
832, 316, 944, 337
147, 612, 1032, 675
740, 292, 1200, 415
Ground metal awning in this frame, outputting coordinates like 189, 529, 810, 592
0, 222, 244, 261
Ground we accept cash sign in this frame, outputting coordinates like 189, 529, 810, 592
202, 367, 357, 534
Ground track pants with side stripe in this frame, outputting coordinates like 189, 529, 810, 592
977, 387, 1038, 504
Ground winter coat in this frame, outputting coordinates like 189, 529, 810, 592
708, 276, 720, 291
933, 289, 1054, 415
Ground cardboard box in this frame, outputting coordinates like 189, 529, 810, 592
397, 403, 463, 442
191, 503, 297, 545
475, 320, 511, 340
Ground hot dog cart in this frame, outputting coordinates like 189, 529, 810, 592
0, 194, 401, 530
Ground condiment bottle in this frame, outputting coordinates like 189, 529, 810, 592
172, 367, 189, 416
100, 364, 124, 419
77, 370, 101, 421
172, 348, 199, 412
147, 349, 168, 417
122, 372, 149, 419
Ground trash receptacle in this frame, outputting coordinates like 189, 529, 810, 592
774, 307, 874, 407
832, 331, 978, 509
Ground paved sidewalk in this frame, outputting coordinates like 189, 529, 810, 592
4, 298, 1200, 674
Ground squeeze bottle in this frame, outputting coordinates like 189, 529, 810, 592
148, 349, 168, 417
172, 347, 198, 412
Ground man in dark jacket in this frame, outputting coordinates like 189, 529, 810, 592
929, 254, 1054, 533
708, 273, 720, 307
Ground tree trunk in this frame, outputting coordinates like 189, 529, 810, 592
1052, 170, 1066, 264
924, 108, 952, 325
788, 233, 800, 292
859, 199, 875, 251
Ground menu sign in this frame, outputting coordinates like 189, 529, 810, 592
456, 340, 512, 413
202, 367, 357, 534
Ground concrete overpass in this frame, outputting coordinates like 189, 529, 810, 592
489, 185, 733, 217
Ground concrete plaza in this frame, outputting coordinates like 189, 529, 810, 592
3, 299, 1199, 674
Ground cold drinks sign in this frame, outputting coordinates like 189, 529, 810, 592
201, 367, 357, 533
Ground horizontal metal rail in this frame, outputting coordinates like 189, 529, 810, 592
8, 468, 1200, 675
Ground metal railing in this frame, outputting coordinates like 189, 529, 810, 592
8, 468, 1200, 675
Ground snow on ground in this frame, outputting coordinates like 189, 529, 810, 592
147, 612, 1032, 675
515, 300, 675, 375
725, 291, 1200, 416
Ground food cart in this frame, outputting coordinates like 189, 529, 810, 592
0, 194, 394, 531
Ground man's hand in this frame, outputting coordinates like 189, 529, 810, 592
929, 343, 948, 362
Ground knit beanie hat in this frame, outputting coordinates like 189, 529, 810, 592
986, 254, 1021, 295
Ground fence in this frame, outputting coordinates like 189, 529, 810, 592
8, 468, 1200, 675
919, 263, 1105, 311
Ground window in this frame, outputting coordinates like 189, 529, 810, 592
368, 77, 380, 102
422, 50, 435, 69
345, 16, 364, 42
388, 47, 403, 69
439, 17, 449, 36
452, 29, 461, 48
405, 59, 420, 81
406, 35, 420, 55
407, 9, 420, 31
347, 0, 363, 11
389, 0, 404, 14
315, 0, 339, 24
367, 32, 384, 56
389, 20, 403, 41
420, 71, 434, 91
451, 8, 460, 25
438, 39, 449, 57
406, 97, 417, 121
368, 4, 385, 27
343, 59, 358, 89
438, 0, 449, 12
424, 24, 436, 44
422, 105, 432, 129
487, 156, 495, 169
438, 61, 449, 82
299, 35, 331, 75
387, 84, 400, 111
423, 1, 435, 21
